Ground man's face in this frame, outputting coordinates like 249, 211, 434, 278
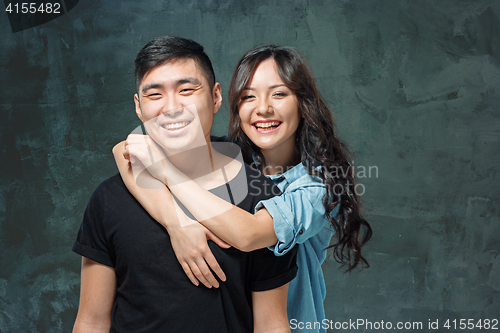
134, 58, 222, 153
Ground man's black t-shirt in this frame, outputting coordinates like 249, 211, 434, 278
72, 163, 297, 333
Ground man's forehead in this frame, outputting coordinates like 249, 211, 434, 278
140, 58, 206, 87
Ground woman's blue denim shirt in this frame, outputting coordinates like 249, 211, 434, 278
255, 162, 337, 333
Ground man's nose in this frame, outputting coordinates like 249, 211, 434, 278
163, 107, 184, 118
162, 96, 184, 117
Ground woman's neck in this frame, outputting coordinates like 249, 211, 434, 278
260, 147, 300, 176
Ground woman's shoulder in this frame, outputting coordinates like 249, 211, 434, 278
284, 163, 324, 191
281, 164, 330, 212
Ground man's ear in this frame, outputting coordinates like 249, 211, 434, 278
134, 93, 143, 122
212, 82, 223, 115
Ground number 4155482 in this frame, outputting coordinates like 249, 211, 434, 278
443, 319, 498, 330
5, 3, 61, 14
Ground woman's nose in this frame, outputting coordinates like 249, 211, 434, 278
255, 97, 273, 116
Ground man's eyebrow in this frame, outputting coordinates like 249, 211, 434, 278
177, 77, 201, 86
141, 77, 201, 94
141, 83, 164, 94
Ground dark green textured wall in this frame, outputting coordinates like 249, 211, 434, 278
1, 1, 499, 332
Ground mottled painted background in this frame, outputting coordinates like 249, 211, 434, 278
1, 0, 499, 332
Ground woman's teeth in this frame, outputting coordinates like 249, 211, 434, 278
163, 121, 190, 130
254, 121, 281, 130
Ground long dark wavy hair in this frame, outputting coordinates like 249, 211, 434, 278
228, 45, 372, 272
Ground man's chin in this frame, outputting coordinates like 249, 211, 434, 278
158, 138, 204, 156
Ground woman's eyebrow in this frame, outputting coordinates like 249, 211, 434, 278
243, 84, 287, 91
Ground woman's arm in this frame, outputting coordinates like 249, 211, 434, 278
123, 135, 278, 252
163, 169, 278, 252
113, 141, 229, 288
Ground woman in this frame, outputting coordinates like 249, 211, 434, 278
116, 45, 372, 331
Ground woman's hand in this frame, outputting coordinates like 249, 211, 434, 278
168, 222, 230, 288
123, 134, 170, 183
123, 134, 159, 165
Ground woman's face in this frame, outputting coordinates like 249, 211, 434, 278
238, 58, 301, 162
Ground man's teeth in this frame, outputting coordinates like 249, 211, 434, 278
163, 122, 190, 130
254, 121, 281, 129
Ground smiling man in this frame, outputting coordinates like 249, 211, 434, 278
72, 36, 297, 333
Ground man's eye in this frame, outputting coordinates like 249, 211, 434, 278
148, 93, 162, 98
180, 88, 194, 93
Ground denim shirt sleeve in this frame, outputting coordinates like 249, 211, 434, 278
255, 184, 333, 256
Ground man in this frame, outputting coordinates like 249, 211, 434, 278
72, 36, 297, 332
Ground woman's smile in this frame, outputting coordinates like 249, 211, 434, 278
252, 120, 282, 133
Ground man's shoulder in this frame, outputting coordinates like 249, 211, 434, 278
93, 173, 123, 190
210, 135, 228, 142
242, 162, 267, 182
88, 173, 127, 201
244, 163, 278, 186
239, 163, 282, 209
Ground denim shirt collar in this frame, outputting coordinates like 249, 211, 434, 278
252, 154, 320, 189
266, 162, 322, 193
266, 163, 307, 183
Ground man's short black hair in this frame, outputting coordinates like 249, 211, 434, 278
135, 36, 216, 90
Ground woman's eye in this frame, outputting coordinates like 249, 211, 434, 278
241, 95, 254, 101
274, 92, 287, 97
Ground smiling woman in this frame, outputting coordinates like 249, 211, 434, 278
237, 58, 302, 175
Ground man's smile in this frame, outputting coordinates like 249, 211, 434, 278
161, 121, 192, 131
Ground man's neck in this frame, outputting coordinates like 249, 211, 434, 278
166, 141, 242, 191
166, 139, 216, 180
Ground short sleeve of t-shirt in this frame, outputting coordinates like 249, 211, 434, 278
72, 181, 114, 268
249, 246, 298, 292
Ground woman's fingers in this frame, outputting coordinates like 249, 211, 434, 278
125, 135, 151, 163
126, 134, 167, 167
179, 261, 199, 287
203, 250, 227, 283
126, 144, 151, 166
179, 257, 215, 289
178, 245, 226, 288
168, 217, 228, 289
204, 230, 229, 282
189, 260, 215, 288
